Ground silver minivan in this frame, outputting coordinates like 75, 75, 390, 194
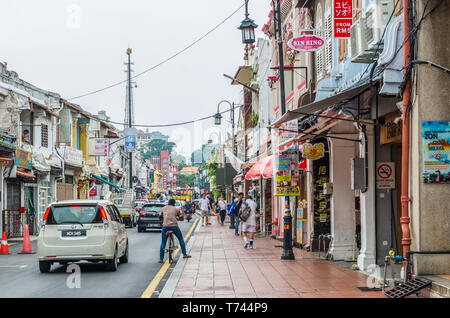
37, 200, 129, 273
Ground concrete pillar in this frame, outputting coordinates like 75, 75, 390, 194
329, 135, 357, 261
357, 128, 377, 270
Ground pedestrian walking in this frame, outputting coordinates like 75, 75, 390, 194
240, 195, 257, 249
206, 193, 214, 225
233, 192, 244, 236
199, 193, 210, 226
158, 199, 192, 263
217, 196, 228, 226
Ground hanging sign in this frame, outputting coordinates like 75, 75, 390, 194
303, 143, 325, 160
287, 35, 325, 52
333, 0, 352, 38
422, 121, 450, 183
94, 138, 108, 156
277, 145, 299, 171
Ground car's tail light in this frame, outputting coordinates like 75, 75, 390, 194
42, 206, 51, 228
139, 211, 146, 217
99, 206, 109, 228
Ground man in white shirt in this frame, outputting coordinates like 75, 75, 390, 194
217, 196, 228, 226
241, 195, 257, 249
199, 193, 210, 226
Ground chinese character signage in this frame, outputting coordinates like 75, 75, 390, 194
422, 121, 450, 183
303, 143, 325, 160
334, 0, 352, 38
125, 128, 137, 153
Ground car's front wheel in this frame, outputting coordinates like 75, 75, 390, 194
39, 261, 51, 273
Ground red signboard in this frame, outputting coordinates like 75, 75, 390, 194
89, 186, 97, 196
334, 19, 352, 38
334, 0, 352, 19
334, 0, 352, 38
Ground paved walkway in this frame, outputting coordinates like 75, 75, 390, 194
172, 218, 385, 298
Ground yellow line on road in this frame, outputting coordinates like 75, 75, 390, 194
140, 217, 199, 298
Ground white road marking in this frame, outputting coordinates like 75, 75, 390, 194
0, 265, 28, 269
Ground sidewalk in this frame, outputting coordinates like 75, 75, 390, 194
171, 219, 385, 298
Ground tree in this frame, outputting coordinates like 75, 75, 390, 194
140, 139, 176, 159
177, 173, 196, 188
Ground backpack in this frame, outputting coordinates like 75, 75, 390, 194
239, 202, 251, 222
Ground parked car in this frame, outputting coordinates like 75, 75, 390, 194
137, 203, 165, 232
37, 200, 129, 273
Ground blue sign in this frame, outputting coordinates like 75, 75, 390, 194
125, 128, 137, 153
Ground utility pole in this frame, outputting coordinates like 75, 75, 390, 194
273, 0, 294, 260
126, 48, 133, 190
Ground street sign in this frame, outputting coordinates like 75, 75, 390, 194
376, 162, 395, 189
124, 128, 137, 152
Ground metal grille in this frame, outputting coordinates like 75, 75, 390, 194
41, 124, 48, 148
2, 210, 30, 238
384, 278, 432, 298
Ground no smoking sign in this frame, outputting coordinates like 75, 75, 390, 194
376, 162, 395, 189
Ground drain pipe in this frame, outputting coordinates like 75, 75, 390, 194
400, 0, 412, 262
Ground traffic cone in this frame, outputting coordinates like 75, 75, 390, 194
0, 232, 10, 255
18, 224, 35, 254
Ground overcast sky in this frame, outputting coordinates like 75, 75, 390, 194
0, 0, 272, 160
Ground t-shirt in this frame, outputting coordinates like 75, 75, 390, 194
200, 198, 209, 211
159, 205, 182, 227
218, 200, 227, 211
234, 199, 243, 215
243, 199, 257, 226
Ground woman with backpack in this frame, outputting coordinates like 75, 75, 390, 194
240, 195, 257, 249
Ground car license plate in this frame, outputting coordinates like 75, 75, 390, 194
147, 224, 157, 227
62, 230, 87, 237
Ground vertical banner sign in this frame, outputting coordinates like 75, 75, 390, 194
422, 121, 450, 183
333, 0, 352, 38
125, 128, 137, 153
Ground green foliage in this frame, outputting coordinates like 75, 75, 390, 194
140, 139, 176, 159
177, 173, 196, 188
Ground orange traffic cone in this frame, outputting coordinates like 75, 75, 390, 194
19, 224, 35, 254
0, 232, 10, 255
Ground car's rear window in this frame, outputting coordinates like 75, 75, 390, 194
46, 205, 102, 225
142, 205, 164, 213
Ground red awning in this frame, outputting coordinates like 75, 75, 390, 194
245, 156, 274, 180
16, 169, 36, 179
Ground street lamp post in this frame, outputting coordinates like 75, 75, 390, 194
272, 0, 294, 260
238, 0, 258, 45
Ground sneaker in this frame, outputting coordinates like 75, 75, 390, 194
244, 242, 249, 249
249, 242, 254, 249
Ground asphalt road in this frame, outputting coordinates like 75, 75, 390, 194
0, 216, 198, 298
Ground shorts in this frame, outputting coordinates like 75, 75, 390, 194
201, 210, 209, 217
242, 223, 256, 233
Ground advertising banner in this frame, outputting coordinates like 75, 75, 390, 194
94, 138, 108, 156
422, 121, 450, 183
277, 146, 299, 171
125, 128, 137, 153
333, 0, 352, 38
275, 175, 300, 196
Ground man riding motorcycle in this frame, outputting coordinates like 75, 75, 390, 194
183, 199, 195, 222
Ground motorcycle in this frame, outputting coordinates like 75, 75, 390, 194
184, 205, 195, 222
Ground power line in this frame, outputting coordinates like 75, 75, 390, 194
90, 104, 244, 128
67, 3, 245, 101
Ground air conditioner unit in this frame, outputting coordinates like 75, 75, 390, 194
350, 19, 373, 63
363, 0, 394, 52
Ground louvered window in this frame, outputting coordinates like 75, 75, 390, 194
325, 8, 333, 72
41, 124, 48, 148
315, 4, 324, 80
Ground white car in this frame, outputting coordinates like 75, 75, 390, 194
37, 200, 129, 273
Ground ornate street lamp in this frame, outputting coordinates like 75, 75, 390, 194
238, 0, 258, 44
214, 112, 223, 126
